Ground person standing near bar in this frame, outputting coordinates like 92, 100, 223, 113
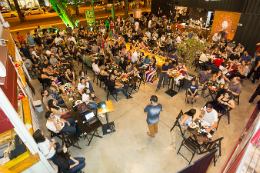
144, 95, 163, 138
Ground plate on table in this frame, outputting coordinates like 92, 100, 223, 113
188, 122, 198, 129
201, 121, 210, 129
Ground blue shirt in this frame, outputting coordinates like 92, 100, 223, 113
241, 55, 252, 63
144, 104, 163, 125
27, 37, 35, 46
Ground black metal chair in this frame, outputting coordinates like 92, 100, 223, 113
234, 94, 240, 105
177, 136, 224, 165
217, 107, 232, 127
170, 110, 185, 137
49, 130, 81, 149
174, 77, 185, 92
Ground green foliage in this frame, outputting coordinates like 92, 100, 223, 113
177, 38, 210, 66
49, 0, 78, 27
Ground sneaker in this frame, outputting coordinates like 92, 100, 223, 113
249, 100, 253, 103
191, 101, 194, 104
127, 95, 133, 99
187, 100, 189, 104
98, 114, 105, 118
155, 88, 159, 92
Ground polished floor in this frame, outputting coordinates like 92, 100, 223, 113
32, 62, 258, 173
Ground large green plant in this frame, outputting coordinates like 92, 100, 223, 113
177, 38, 210, 66
49, 0, 78, 27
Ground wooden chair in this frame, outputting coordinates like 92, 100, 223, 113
170, 110, 185, 137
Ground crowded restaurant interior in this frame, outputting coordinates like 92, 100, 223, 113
1, 0, 260, 172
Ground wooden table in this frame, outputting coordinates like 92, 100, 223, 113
125, 44, 166, 70
61, 94, 103, 146
97, 100, 116, 135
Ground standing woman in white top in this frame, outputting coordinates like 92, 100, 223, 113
48, 99, 71, 119
33, 129, 60, 165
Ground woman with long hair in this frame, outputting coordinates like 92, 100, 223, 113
82, 88, 98, 109
33, 129, 60, 165
48, 99, 72, 119
56, 145, 86, 173
145, 57, 157, 83
78, 70, 94, 92
212, 70, 230, 84
213, 91, 235, 113
179, 109, 196, 130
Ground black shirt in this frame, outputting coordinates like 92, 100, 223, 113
107, 80, 116, 92
229, 54, 239, 61
161, 63, 173, 73
20, 46, 31, 58
254, 56, 260, 67
47, 38, 54, 45
119, 60, 128, 70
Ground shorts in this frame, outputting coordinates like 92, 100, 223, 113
187, 90, 198, 96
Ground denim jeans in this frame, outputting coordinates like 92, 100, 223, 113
61, 118, 76, 133
87, 101, 98, 109
57, 98, 66, 108
157, 73, 169, 89
113, 87, 129, 98
49, 142, 60, 165
70, 157, 86, 173
87, 81, 93, 92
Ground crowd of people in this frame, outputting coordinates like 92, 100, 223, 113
14, 12, 260, 171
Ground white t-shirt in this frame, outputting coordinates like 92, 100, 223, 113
37, 138, 55, 159
54, 37, 63, 44
78, 83, 86, 92
82, 93, 91, 105
46, 50, 52, 55
46, 115, 65, 133
92, 63, 100, 73
199, 53, 208, 63
131, 51, 139, 63
203, 106, 218, 126
68, 37, 77, 45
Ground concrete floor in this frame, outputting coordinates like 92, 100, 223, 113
32, 62, 258, 173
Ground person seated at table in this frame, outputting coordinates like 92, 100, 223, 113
156, 59, 174, 91
49, 80, 62, 100
126, 62, 133, 73
107, 74, 132, 99
112, 69, 123, 80
212, 91, 236, 113
224, 59, 237, 78
229, 51, 240, 61
82, 88, 98, 109
33, 129, 60, 166
78, 70, 94, 92
230, 60, 249, 79
197, 68, 212, 97
92, 59, 100, 73
128, 65, 141, 79
56, 145, 86, 173
78, 78, 91, 95
187, 79, 199, 104
145, 57, 157, 83
227, 77, 242, 97
60, 56, 70, 69
199, 103, 218, 134
99, 64, 109, 78
119, 57, 128, 71
211, 54, 224, 72
48, 99, 72, 119
175, 60, 187, 86
239, 51, 251, 64
45, 111, 80, 137
65, 68, 76, 86
179, 109, 196, 130
42, 89, 66, 110
212, 70, 230, 84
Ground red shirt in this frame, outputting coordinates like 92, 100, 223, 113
213, 58, 223, 67
110, 23, 114, 29
228, 63, 237, 75
102, 39, 106, 48
256, 45, 260, 53
17, 35, 25, 43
